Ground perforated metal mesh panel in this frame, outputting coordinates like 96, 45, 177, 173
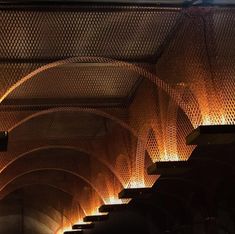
0, 7, 180, 59
155, 8, 235, 126
213, 8, 235, 125
0, 6, 180, 101
7, 64, 141, 100
0, 4, 234, 233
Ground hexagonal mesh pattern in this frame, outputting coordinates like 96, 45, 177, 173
0, 7, 180, 60
212, 8, 235, 125
0, 5, 233, 232
155, 8, 235, 127
7, 64, 141, 100
0, 6, 181, 100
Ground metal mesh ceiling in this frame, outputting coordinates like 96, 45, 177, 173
0, 6, 181, 105
6, 65, 141, 103
0, 4, 234, 233
0, 7, 180, 61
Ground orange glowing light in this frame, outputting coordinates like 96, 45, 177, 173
127, 178, 146, 188
201, 114, 227, 126
90, 206, 101, 215
73, 217, 87, 225
104, 196, 123, 205
56, 225, 72, 234
159, 151, 179, 162
75, 220, 92, 225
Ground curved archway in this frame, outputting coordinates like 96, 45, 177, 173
134, 121, 161, 188
2, 183, 86, 225
115, 154, 132, 188
0, 188, 73, 232
0, 146, 127, 208
0, 56, 200, 127
23, 196, 72, 229
0, 169, 104, 227
1, 145, 125, 186
8, 107, 138, 139
0, 168, 105, 203
0, 204, 61, 231
0, 169, 95, 218
0, 214, 55, 234
3, 183, 84, 229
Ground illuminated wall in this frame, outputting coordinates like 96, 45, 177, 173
0, 4, 233, 234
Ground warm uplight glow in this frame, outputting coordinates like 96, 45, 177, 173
104, 196, 123, 204
127, 178, 146, 188
160, 151, 179, 162
90, 206, 100, 215
201, 114, 227, 126
54, 215, 73, 234
79, 186, 103, 217
202, 115, 212, 125
74, 220, 92, 225
56, 225, 72, 234
73, 219, 87, 225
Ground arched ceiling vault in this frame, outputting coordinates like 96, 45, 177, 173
2, 107, 138, 187
0, 215, 54, 234
0, 166, 105, 203
8, 107, 137, 137
2, 183, 84, 227
0, 184, 82, 232
1, 57, 188, 117
0, 4, 233, 234
2, 183, 85, 228
0, 205, 59, 232
0, 169, 95, 216
0, 147, 123, 200
1, 145, 126, 187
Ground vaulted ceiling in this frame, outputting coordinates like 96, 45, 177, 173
0, 1, 234, 234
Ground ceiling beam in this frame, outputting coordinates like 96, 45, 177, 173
1, 97, 135, 111
0, 0, 233, 10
